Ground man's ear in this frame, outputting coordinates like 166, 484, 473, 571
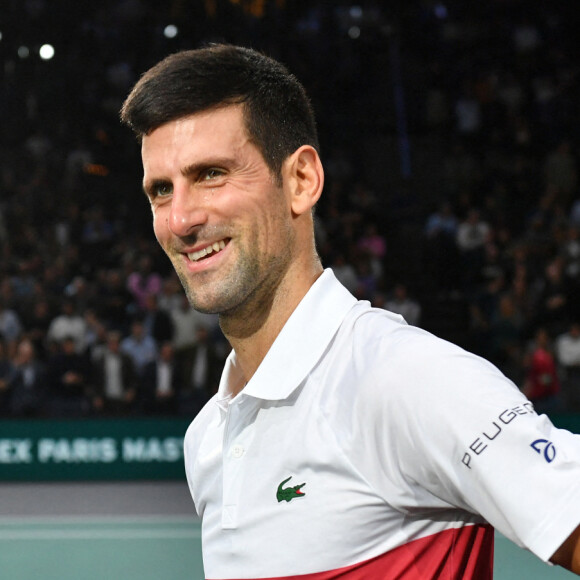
284, 145, 324, 216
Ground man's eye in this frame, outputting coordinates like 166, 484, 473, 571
155, 183, 173, 197
203, 169, 224, 181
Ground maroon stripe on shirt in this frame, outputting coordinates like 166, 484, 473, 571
207, 523, 494, 580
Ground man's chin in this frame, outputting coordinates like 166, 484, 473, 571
182, 290, 219, 314
182, 285, 237, 315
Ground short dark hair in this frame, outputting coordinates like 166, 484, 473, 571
120, 44, 319, 180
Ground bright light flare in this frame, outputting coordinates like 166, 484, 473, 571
163, 25, 178, 39
39, 44, 55, 60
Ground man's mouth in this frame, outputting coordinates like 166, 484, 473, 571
187, 239, 227, 262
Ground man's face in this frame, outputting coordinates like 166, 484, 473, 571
141, 105, 295, 315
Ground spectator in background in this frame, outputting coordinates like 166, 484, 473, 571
8, 338, 46, 417
456, 208, 491, 288
83, 307, 108, 357
560, 225, 580, 284
45, 336, 93, 417
555, 322, 580, 413
157, 274, 185, 312
127, 255, 163, 310
357, 222, 386, 263
120, 318, 158, 376
46, 299, 88, 354
533, 257, 573, 338
92, 330, 137, 416
97, 268, 133, 329
0, 337, 16, 417
356, 222, 386, 286
0, 299, 23, 357
425, 201, 459, 240
353, 254, 379, 300
175, 325, 223, 417
569, 199, 580, 229
522, 327, 561, 415
141, 293, 174, 344
170, 294, 219, 354
139, 341, 179, 415
20, 299, 53, 361
63, 275, 93, 312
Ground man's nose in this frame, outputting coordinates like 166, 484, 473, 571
168, 184, 208, 237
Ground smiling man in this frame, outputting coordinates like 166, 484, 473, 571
139, 104, 317, 367
121, 44, 580, 579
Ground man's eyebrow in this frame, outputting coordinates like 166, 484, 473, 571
141, 157, 234, 195
181, 158, 233, 177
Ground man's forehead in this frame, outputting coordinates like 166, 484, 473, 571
141, 105, 249, 163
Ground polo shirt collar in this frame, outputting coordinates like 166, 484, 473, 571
216, 268, 356, 407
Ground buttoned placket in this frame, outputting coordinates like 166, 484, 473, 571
221, 393, 257, 529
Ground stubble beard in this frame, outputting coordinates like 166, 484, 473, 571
174, 250, 261, 316
172, 229, 294, 322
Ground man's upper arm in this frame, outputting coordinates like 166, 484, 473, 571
551, 524, 580, 574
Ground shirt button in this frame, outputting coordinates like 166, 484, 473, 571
231, 444, 245, 458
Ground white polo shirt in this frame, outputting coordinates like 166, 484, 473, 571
184, 269, 580, 579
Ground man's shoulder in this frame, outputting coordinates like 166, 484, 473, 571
330, 303, 511, 407
342, 303, 458, 362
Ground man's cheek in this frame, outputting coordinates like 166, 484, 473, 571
152, 211, 167, 246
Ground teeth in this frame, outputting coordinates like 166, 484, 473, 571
188, 240, 227, 262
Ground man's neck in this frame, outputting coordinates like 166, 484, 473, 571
220, 263, 323, 395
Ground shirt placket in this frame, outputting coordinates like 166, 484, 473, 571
221, 395, 254, 530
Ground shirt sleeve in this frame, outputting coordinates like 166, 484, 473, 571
361, 325, 580, 563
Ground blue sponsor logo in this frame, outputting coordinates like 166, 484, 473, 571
531, 439, 556, 463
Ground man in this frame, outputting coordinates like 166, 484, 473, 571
46, 299, 87, 354
92, 330, 137, 416
8, 338, 46, 417
46, 336, 93, 417
121, 44, 580, 578
139, 341, 179, 415
119, 317, 158, 376
141, 292, 175, 345
175, 325, 224, 417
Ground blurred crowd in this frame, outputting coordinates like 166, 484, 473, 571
1, 0, 580, 418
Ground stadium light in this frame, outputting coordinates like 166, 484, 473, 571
39, 44, 55, 60
348, 26, 361, 39
163, 24, 178, 39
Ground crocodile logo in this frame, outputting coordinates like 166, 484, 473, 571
276, 476, 306, 503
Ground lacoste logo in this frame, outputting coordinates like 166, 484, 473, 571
276, 476, 306, 503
